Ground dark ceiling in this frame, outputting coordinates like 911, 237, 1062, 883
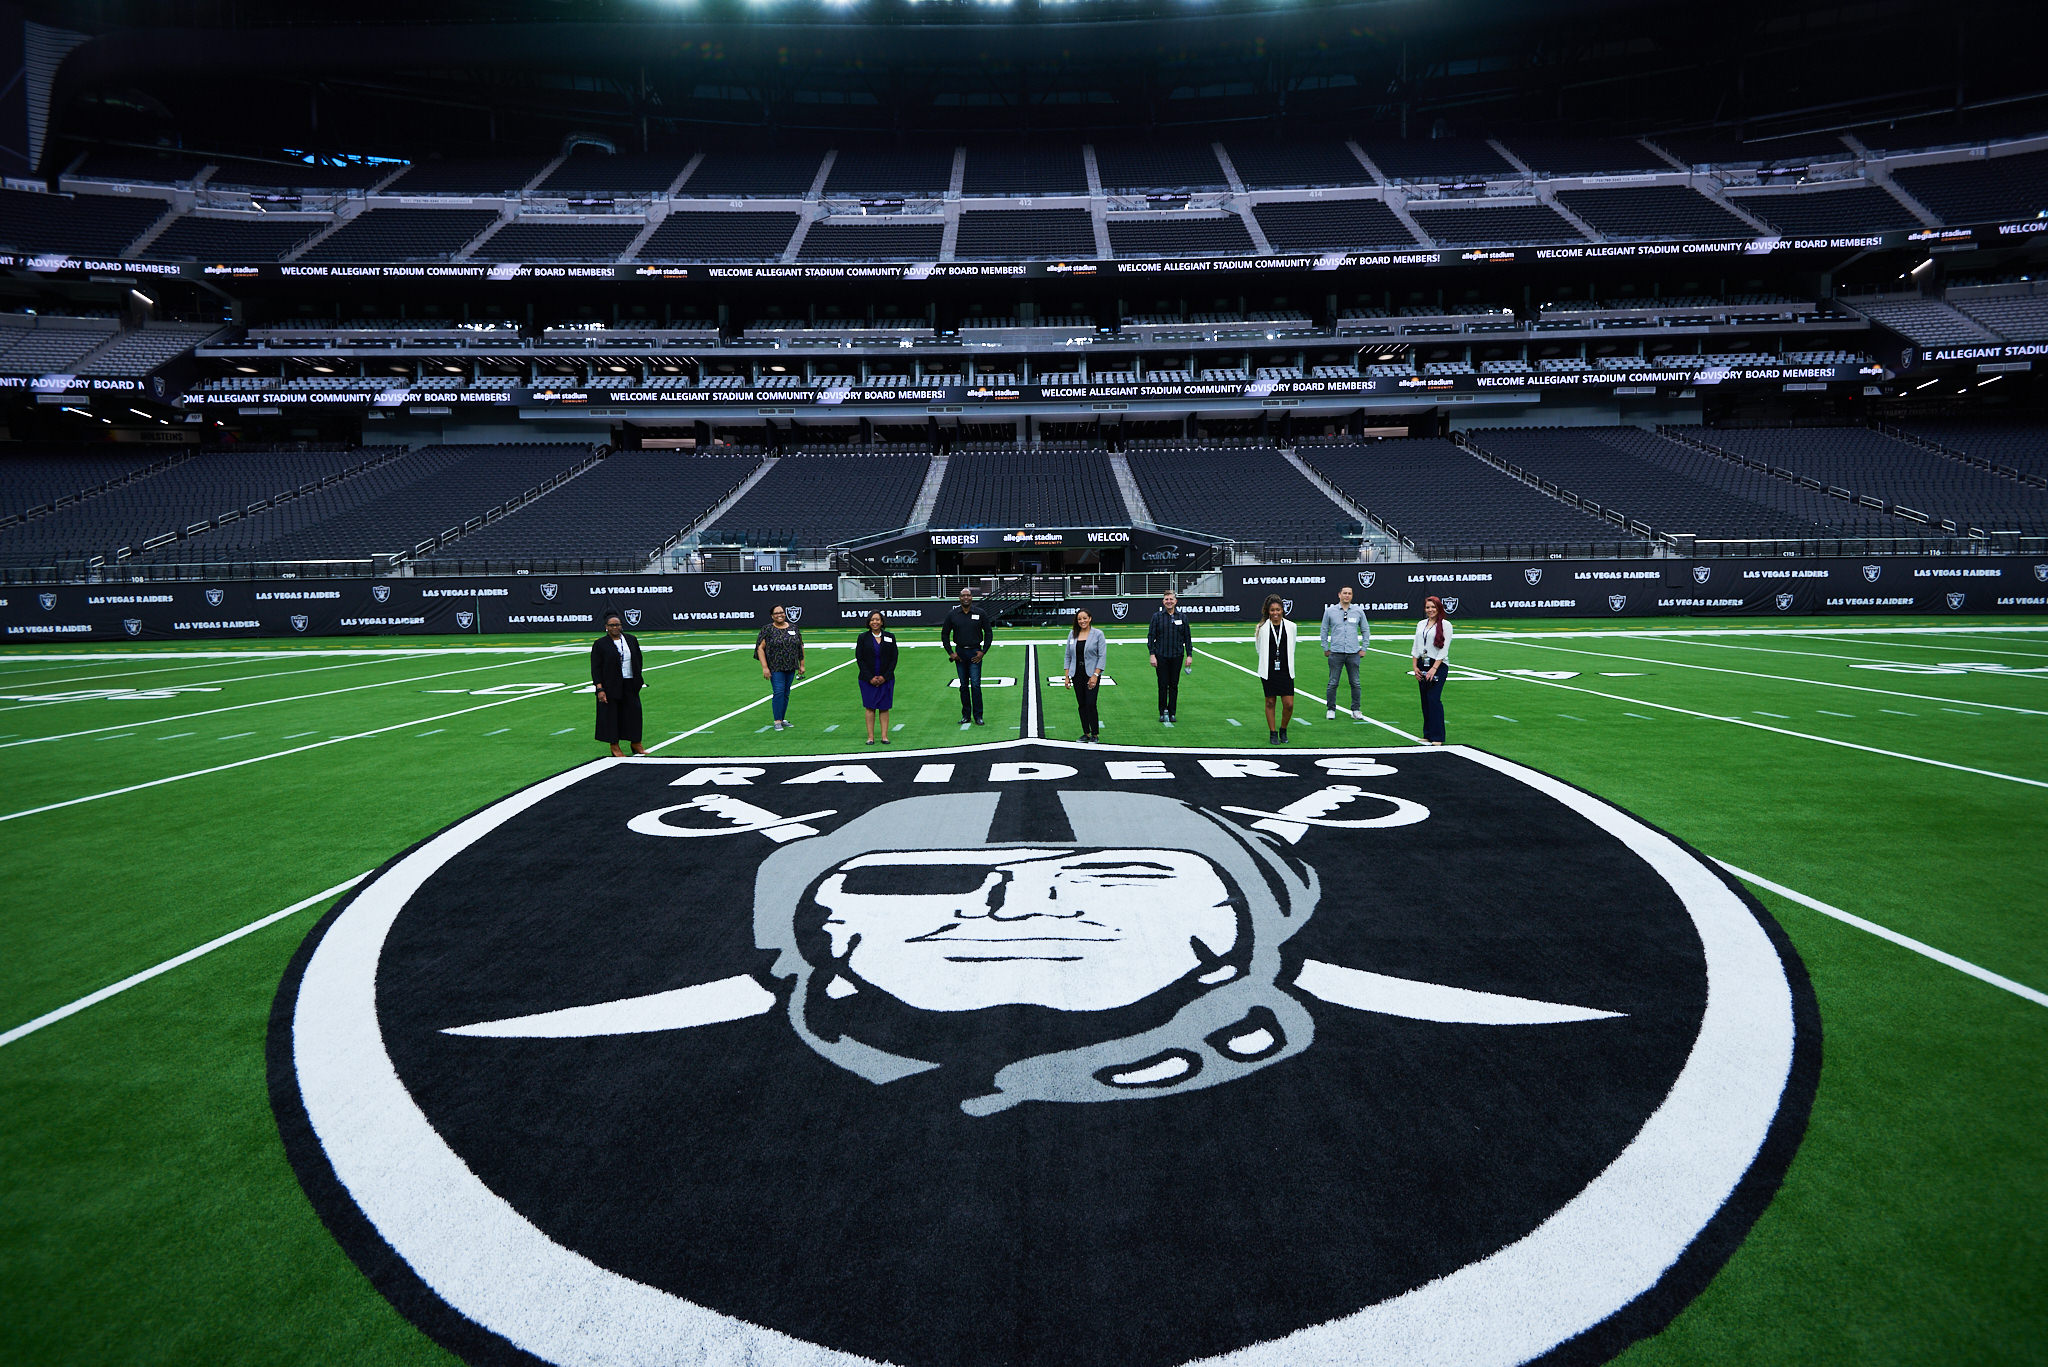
33, 0, 2048, 168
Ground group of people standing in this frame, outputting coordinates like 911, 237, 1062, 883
589, 586, 1455, 752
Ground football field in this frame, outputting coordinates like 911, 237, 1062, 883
0, 616, 2042, 1366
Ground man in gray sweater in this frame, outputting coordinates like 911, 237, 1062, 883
1319, 584, 1370, 722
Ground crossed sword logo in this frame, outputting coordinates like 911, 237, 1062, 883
447, 786, 1623, 1042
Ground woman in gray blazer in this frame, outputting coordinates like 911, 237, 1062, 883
1063, 607, 1109, 742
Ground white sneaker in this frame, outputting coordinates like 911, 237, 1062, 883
1326, 708, 1337, 720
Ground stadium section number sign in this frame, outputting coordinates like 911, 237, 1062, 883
272, 741, 1817, 1367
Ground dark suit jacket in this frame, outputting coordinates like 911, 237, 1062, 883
590, 633, 645, 695
856, 630, 898, 681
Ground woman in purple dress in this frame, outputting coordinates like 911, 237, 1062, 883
855, 610, 898, 744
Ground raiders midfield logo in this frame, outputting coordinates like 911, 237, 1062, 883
272, 741, 1814, 1367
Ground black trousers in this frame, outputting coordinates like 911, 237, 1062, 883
594, 683, 644, 743
1073, 678, 1101, 735
1417, 673, 1447, 743
1155, 658, 1183, 716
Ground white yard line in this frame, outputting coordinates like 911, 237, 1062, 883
0, 653, 576, 748
1718, 861, 2047, 1010
1363, 645, 2048, 790
0, 652, 421, 710
1194, 647, 1423, 744
649, 658, 859, 748
0, 873, 371, 1050
0, 685, 591, 825
1487, 637, 2048, 717
1666, 635, 2048, 672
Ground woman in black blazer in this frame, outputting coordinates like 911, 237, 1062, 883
856, 609, 899, 744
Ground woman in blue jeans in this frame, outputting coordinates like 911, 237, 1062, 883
756, 603, 806, 731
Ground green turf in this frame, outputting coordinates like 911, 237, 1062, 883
1, 617, 2043, 1366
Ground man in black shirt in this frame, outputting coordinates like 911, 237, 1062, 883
1146, 590, 1193, 727
941, 588, 994, 728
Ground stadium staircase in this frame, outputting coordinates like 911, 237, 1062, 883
1279, 448, 1411, 560
1451, 432, 1665, 546
1104, 451, 1154, 526
661, 455, 778, 565
907, 454, 948, 530
0, 449, 194, 530
1877, 422, 2048, 490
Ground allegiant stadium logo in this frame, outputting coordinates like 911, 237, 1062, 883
272, 742, 1815, 1367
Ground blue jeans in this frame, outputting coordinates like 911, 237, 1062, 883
769, 669, 795, 721
1418, 672, 1447, 743
955, 656, 983, 721
1325, 652, 1361, 712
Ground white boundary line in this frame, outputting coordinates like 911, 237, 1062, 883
0, 873, 370, 1049
0, 653, 577, 747
1488, 637, 2048, 716
0, 652, 427, 714
1717, 861, 2047, 1010
1362, 645, 2048, 789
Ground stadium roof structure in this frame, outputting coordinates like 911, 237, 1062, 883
33, 0, 2048, 165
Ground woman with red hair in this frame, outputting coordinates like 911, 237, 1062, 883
1411, 596, 1453, 744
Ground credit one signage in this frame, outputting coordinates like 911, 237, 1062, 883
6, 558, 2045, 642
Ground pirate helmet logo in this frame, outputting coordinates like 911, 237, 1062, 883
1861, 565, 1882, 583
1110, 602, 1130, 621
1441, 596, 1459, 613
272, 745, 1817, 1367
704, 580, 723, 597
2033, 563, 2048, 583
123, 618, 142, 637
1775, 592, 1795, 611
1356, 571, 1375, 588
290, 614, 309, 632
786, 606, 803, 623
540, 583, 559, 601
370, 584, 392, 603
455, 610, 475, 629
1524, 567, 1543, 585
1692, 566, 1712, 585
1946, 592, 1966, 610
623, 608, 643, 627
37, 592, 55, 610
205, 588, 225, 608
1609, 594, 1627, 612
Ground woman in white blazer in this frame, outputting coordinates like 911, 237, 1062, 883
1412, 595, 1454, 744
1253, 594, 1298, 744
